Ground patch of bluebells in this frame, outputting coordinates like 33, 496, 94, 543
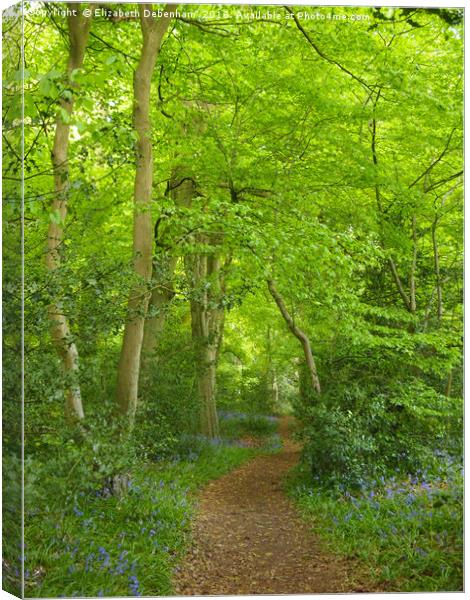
27, 415, 278, 597
128, 575, 140, 596
264, 433, 282, 451
297, 453, 463, 589
49, 473, 192, 597
218, 410, 278, 423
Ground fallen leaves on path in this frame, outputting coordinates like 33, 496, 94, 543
173, 417, 374, 595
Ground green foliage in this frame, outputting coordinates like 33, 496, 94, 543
3, 4, 463, 595
297, 377, 462, 488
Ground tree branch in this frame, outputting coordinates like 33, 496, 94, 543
267, 279, 321, 394
284, 6, 373, 91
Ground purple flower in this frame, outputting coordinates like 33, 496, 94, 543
98, 547, 110, 568
128, 575, 140, 596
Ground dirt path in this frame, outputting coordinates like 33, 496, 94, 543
173, 417, 372, 595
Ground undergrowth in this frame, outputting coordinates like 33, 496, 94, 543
287, 459, 463, 592
218, 411, 279, 439
24, 416, 280, 597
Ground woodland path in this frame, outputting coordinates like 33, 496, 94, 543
173, 417, 374, 595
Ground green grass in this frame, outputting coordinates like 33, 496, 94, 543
287, 462, 463, 592
25, 428, 280, 597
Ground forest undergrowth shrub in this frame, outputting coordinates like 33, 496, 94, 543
296, 377, 462, 487
217, 366, 281, 415
291, 362, 463, 591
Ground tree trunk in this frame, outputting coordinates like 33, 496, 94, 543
445, 369, 453, 397
409, 214, 417, 314
432, 216, 443, 324
267, 279, 321, 395
186, 243, 225, 437
46, 7, 92, 421
266, 326, 279, 407
140, 256, 178, 359
141, 172, 195, 362
116, 5, 175, 421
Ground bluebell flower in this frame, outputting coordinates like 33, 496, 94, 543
98, 547, 110, 568
128, 575, 140, 596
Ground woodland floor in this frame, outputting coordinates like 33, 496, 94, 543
173, 417, 376, 595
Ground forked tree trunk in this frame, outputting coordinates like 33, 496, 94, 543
46, 8, 92, 421
116, 5, 175, 421
186, 245, 225, 437
140, 255, 178, 360
267, 279, 321, 395
141, 173, 195, 363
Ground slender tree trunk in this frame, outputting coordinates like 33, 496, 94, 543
388, 258, 412, 312
266, 326, 279, 407
431, 216, 443, 324
370, 98, 416, 316
445, 369, 453, 397
116, 5, 175, 420
409, 214, 417, 314
46, 8, 92, 421
267, 279, 321, 395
